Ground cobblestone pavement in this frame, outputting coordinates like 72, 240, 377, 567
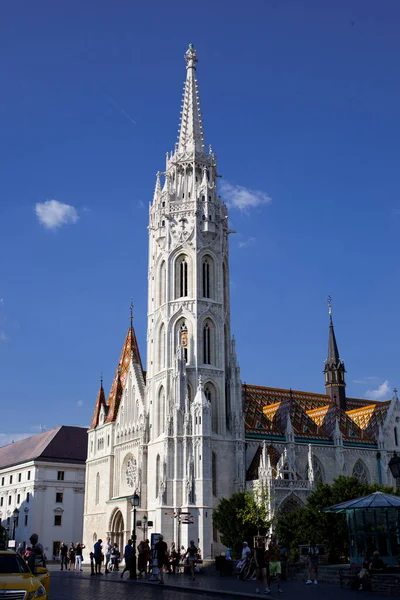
48, 565, 389, 599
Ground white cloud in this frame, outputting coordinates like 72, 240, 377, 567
0, 331, 8, 342
238, 236, 256, 248
35, 199, 79, 230
353, 376, 380, 385
77, 400, 84, 408
0, 433, 32, 447
365, 380, 391, 401
220, 181, 271, 212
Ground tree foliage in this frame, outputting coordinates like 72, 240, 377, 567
213, 488, 271, 558
275, 476, 398, 563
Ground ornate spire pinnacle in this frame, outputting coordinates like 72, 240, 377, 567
324, 297, 346, 410
130, 298, 134, 327
177, 44, 205, 155
153, 172, 161, 202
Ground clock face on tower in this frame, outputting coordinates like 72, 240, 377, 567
125, 458, 137, 488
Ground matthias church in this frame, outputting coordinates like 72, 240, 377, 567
83, 45, 400, 558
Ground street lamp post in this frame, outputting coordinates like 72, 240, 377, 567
388, 452, 400, 490
129, 493, 140, 579
142, 515, 148, 541
12, 508, 19, 542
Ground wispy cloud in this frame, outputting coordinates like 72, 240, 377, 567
353, 376, 380, 385
35, 199, 79, 230
0, 331, 8, 342
391, 208, 400, 217
365, 380, 391, 401
220, 180, 271, 212
77, 400, 84, 408
0, 433, 32, 447
238, 236, 256, 248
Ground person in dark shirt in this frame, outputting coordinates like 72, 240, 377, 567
255, 538, 270, 595
59, 543, 68, 571
93, 539, 103, 575
370, 551, 385, 571
155, 535, 168, 584
120, 540, 133, 579
185, 540, 198, 581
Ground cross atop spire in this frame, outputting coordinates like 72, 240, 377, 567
130, 298, 134, 327
177, 44, 205, 155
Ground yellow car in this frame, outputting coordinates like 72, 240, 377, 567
0, 550, 50, 599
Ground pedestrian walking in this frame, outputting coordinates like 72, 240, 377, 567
68, 543, 75, 570
280, 544, 289, 580
169, 542, 179, 574
255, 538, 270, 595
185, 540, 198, 581
104, 536, 112, 573
110, 543, 120, 570
155, 535, 168, 584
93, 539, 103, 575
121, 539, 133, 579
305, 541, 319, 585
267, 535, 283, 593
59, 542, 68, 570
138, 539, 150, 577
75, 543, 85, 571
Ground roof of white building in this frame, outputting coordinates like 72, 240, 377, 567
0, 426, 88, 470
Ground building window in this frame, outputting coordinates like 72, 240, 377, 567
17, 494, 20, 504
27, 471, 31, 481
54, 515, 62, 526
9, 476, 12, 485
175, 255, 189, 298
212, 453, 217, 496
24, 515, 28, 527
352, 459, 369, 484
395, 427, 399, 447
1, 477, 4, 486
157, 387, 165, 438
0, 497, 3, 507
56, 492, 63, 503
18, 474, 21, 483
159, 261, 166, 306
158, 323, 166, 370
205, 384, 218, 433
26, 492, 30, 503
57, 471, 64, 481
202, 258, 211, 298
95, 473, 100, 505
203, 322, 211, 364
8, 496, 11, 505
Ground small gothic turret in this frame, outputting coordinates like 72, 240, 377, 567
324, 297, 346, 410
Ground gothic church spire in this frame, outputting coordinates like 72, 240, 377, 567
177, 44, 205, 155
324, 297, 346, 410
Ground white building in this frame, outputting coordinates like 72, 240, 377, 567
0, 426, 87, 558
83, 44, 400, 557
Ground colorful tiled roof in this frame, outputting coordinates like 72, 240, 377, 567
243, 384, 390, 444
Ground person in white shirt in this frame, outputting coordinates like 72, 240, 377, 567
105, 536, 112, 574
237, 541, 252, 570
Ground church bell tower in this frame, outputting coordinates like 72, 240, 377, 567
145, 44, 245, 557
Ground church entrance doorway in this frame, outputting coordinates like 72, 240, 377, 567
109, 509, 125, 552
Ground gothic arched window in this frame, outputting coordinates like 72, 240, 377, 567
159, 261, 166, 306
203, 322, 211, 364
202, 256, 213, 298
352, 459, 369, 484
395, 426, 399, 447
205, 383, 218, 433
175, 255, 188, 298
176, 319, 189, 363
95, 473, 100, 505
155, 454, 160, 499
158, 323, 166, 370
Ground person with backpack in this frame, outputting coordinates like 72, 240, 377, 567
306, 541, 319, 585
255, 538, 271, 595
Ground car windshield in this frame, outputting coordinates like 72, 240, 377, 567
0, 553, 30, 574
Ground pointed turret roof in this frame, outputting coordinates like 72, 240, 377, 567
89, 379, 107, 430
327, 313, 340, 365
104, 316, 144, 423
177, 44, 205, 155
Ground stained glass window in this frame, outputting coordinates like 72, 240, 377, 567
352, 459, 369, 483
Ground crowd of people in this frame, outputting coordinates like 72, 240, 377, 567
88, 535, 202, 582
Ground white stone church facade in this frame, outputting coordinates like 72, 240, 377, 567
83, 45, 400, 558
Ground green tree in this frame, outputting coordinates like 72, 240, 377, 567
213, 488, 271, 557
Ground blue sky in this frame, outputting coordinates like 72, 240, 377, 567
1, 0, 400, 441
